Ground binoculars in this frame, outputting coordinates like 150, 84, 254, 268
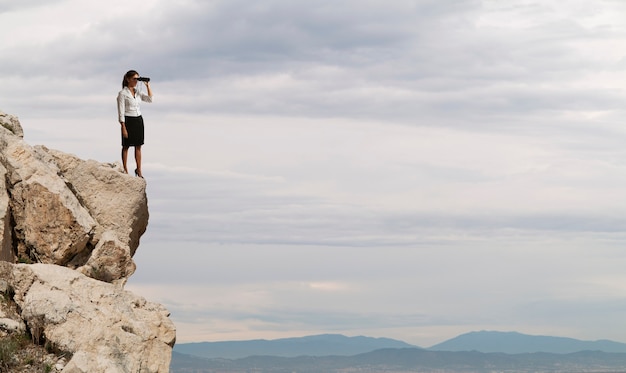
137, 77, 150, 82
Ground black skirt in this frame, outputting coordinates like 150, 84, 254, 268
122, 115, 144, 147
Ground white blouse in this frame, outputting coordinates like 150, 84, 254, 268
117, 87, 152, 123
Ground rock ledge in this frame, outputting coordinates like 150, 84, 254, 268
0, 111, 175, 372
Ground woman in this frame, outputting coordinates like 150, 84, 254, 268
117, 70, 153, 177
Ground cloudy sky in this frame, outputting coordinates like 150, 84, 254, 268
2, 0, 626, 347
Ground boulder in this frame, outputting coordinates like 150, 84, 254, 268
0, 110, 24, 138
5, 262, 176, 373
32, 146, 148, 284
1, 130, 96, 267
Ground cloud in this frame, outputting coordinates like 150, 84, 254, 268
119, 112, 626, 257
3, 0, 626, 128
129, 236, 626, 344
0, 0, 64, 13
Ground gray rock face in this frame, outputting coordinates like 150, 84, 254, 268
0, 111, 176, 372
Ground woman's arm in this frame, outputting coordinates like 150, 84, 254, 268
117, 92, 126, 122
141, 81, 153, 103
117, 92, 128, 138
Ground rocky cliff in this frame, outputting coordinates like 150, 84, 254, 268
0, 111, 176, 372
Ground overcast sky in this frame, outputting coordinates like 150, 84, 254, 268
2, 0, 626, 347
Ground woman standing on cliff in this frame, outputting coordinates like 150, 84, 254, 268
117, 70, 152, 178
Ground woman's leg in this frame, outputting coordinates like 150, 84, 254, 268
121, 146, 129, 173
134, 145, 142, 177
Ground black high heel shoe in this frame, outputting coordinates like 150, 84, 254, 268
134, 169, 143, 178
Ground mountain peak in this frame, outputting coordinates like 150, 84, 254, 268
429, 330, 626, 354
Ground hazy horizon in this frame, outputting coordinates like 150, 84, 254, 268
173, 330, 626, 347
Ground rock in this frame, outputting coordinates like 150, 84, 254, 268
7, 262, 176, 373
0, 110, 24, 138
55, 357, 67, 371
77, 230, 137, 284
36, 147, 148, 256
0, 317, 26, 333
32, 146, 148, 285
0, 113, 148, 285
1, 132, 97, 267
0, 111, 175, 371
0, 163, 13, 262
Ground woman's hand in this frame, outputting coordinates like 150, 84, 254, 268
121, 124, 128, 138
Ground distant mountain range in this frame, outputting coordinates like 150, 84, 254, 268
174, 331, 626, 359
171, 332, 626, 373
173, 334, 415, 359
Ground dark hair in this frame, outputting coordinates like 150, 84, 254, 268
122, 70, 139, 88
